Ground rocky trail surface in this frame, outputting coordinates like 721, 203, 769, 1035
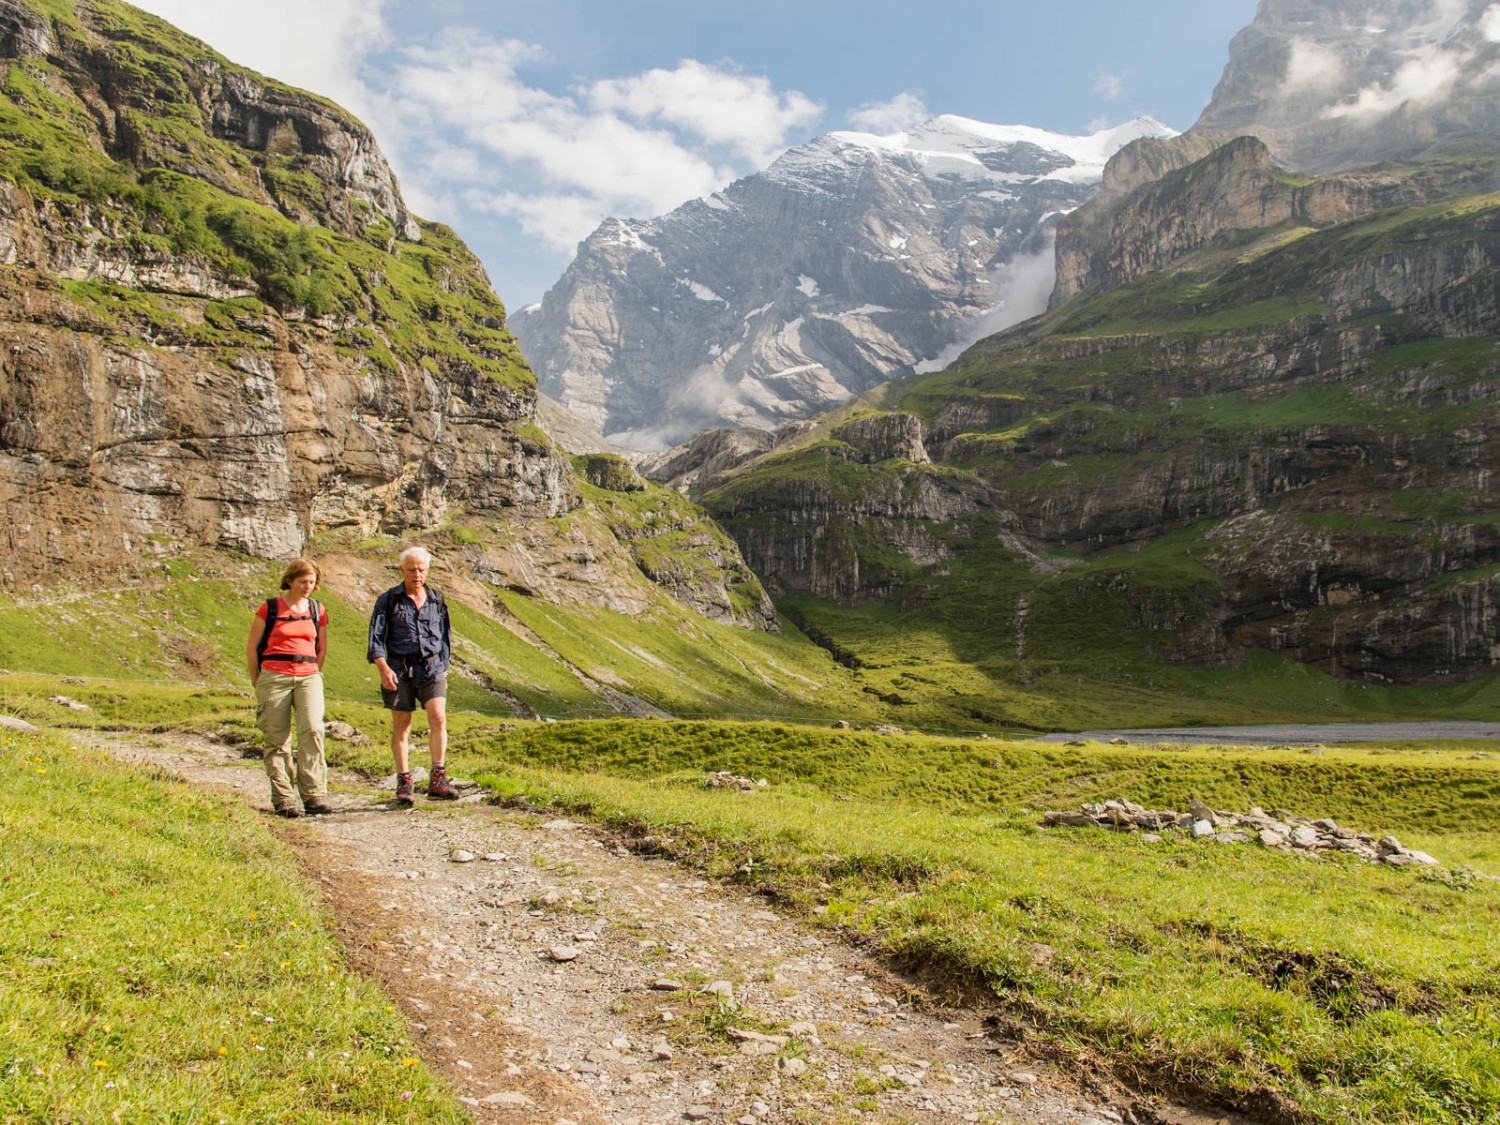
94, 731, 1251, 1125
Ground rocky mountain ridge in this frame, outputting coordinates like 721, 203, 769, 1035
513, 116, 1173, 449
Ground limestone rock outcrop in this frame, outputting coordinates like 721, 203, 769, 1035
637, 429, 777, 497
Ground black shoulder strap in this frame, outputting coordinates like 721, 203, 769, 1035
380, 586, 396, 644
309, 598, 321, 651
256, 598, 279, 667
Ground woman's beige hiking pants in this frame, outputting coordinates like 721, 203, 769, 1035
254, 670, 328, 810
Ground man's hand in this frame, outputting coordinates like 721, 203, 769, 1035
378, 662, 399, 692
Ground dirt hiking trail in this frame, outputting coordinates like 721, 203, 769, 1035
95, 731, 1252, 1125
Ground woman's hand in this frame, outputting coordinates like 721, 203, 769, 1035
246, 614, 267, 686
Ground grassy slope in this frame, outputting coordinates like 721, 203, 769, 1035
0, 550, 884, 733
0, 725, 466, 1123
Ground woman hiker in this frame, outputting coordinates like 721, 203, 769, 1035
246, 558, 333, 817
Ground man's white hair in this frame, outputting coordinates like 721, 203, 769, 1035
399, 545, 432, 567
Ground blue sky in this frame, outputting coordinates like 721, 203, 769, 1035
130, 0, 1259, 307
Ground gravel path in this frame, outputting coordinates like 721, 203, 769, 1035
93, 731, 1252, 1125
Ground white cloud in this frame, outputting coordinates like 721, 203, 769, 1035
587, 60, 822, 166
1281, 39, 1347, 96
1324, 42, 1464, 118
465, 190, 612, 255
847, 92, 929, 134
1480, 3, 1500, 41
1094, 70, 1127, 101
388, 33, 818, 243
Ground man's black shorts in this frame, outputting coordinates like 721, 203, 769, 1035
381, 673, 447, 712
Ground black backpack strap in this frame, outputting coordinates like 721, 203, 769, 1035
255, 598, 280, 668
309, 598, 321, 652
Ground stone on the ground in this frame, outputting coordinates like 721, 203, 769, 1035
325, 720, 367, 745
481, 1091, 532, 1106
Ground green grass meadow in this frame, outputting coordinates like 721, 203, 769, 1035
449, 720, 1500, 1125
2, 557, 1499, 1124
0, 724, 467, 1124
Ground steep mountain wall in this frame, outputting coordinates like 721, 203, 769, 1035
1193, 0, 1500, 175
1054, 136, 1500, 305
514, 118, 1173, 449
0, 0, 562, 575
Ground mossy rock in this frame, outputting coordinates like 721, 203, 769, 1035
578, 454, 646, 492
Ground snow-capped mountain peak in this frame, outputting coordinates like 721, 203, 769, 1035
514, 114, 1177, 450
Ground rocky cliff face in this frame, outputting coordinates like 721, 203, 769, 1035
1193, 0, 1500, 175
1056, 1, 1500, 306
0, 0, 564, 576
1053, 135, 1500, 304
0, 0, 776, 632
637, 429, 777, 497
513, 117, 1174, 449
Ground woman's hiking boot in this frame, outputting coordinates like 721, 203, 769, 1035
395, 771, 415, 807
428, 765, 457, 800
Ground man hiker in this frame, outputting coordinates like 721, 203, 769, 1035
367, 546, 456, 805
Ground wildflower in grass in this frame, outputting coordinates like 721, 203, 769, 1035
93, 1060, 108, 1069
281, 961, 290, 968
217, 1047, 227, 1056
402, 1058, 418, 1067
